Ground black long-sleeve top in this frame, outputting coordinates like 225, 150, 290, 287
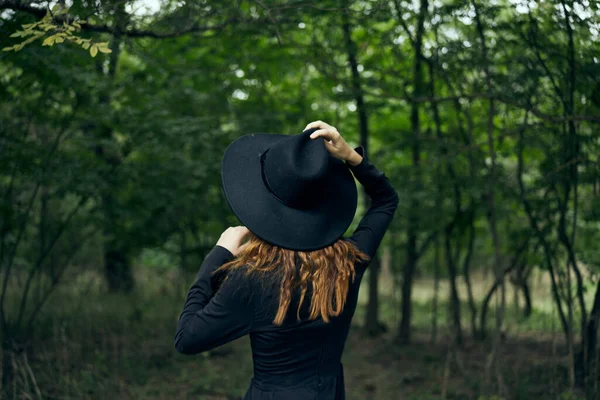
175, 145, 399, 400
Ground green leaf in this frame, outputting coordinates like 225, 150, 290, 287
98, 46, 112, 54
90, 44, 98, 57
10, 31, 22, 38
2, 46, 14, 51
82, 42, 90, 49
42, 36, 55, 46
21, 34, 42, 46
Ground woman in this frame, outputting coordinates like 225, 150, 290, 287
175, 120, 399, 399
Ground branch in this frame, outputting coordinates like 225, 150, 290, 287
90, 18, 240, 38
254, 0, 283, 45
391, 0, 415, 47
362, 87, 600, 123
0, 0, 251, 38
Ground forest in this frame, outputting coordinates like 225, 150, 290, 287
1, 0, 600, 399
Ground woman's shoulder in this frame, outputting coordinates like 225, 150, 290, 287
212, 264, 276, 299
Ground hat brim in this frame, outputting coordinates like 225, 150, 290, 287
221, 133, 358, 251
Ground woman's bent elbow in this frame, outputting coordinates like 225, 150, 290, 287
174, 331, 202, 355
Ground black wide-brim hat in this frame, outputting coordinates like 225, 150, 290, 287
221, 127, 358, 251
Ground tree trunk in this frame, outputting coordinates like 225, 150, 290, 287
516, 115, 570, 341
444, 227, 463, 345
583, 281, 600, 390
521, 279, 532, 318
0, 335, 19, 398
399, 247, 416, 343
431, 235, 440, 343
462, 210, 478, 338
1, 339, 13, 396
341, 0, 381, 336
98, 2, 133, 293
479, 241, 528, 339
398, 0, 428, 345
472, 0, 504, 342
575, 280, 600, 390
104, 247, 134, 292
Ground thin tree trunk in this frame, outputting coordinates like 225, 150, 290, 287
100, 1, 134, 292
435, 63, 480, 341
1, 337, 13, 397
516, 116, 570, 340
398, 0, 428, 345
582, 281, 600, 393
444, 226, 463, 345
472, 4, 506, 392
462, 210, 478, 339
472, 0, 504, 338
567, 251, 575, 388
479, 240, 528, 339
515, 263, 533, 318
426, 41, 464, 345
431, 234, 440, 344
341, 0, 382, 336
521, 280, 532, 318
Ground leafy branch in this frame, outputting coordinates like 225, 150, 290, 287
2, 3, 112, 57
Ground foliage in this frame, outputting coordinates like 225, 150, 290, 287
0, 0, 599, 396
2, 4, 110, 57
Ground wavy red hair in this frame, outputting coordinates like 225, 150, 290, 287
214, 231, 370, 325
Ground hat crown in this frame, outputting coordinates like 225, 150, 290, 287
261, 128, 331, 209
221, 127, 358, 250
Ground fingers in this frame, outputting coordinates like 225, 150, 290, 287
309, 128, 340, 142
223, 226, 250, 237
235, 226, 250, 237
304, 120, 327, 131
304, 120, 337, 132
309, 128, 330, 140
228, 225, 248, 231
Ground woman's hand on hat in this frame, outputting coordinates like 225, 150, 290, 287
216, 226, 251, 257
304, 121, 363, 166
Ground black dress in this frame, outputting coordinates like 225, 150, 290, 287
175, 145, 399, 399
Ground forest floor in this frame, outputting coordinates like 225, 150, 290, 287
5, 266, 598, 400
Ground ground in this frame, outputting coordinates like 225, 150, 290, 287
3, 267, 597, 400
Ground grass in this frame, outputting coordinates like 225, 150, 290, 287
361, 267, 598, 338
1, 265, 597, 400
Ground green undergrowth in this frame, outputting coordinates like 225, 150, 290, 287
2, 266, 595, 400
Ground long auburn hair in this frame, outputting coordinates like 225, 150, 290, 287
214, 231, 371, 325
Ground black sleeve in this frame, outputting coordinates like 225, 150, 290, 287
344, 145, 399, 262
174, 245, 253, 355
